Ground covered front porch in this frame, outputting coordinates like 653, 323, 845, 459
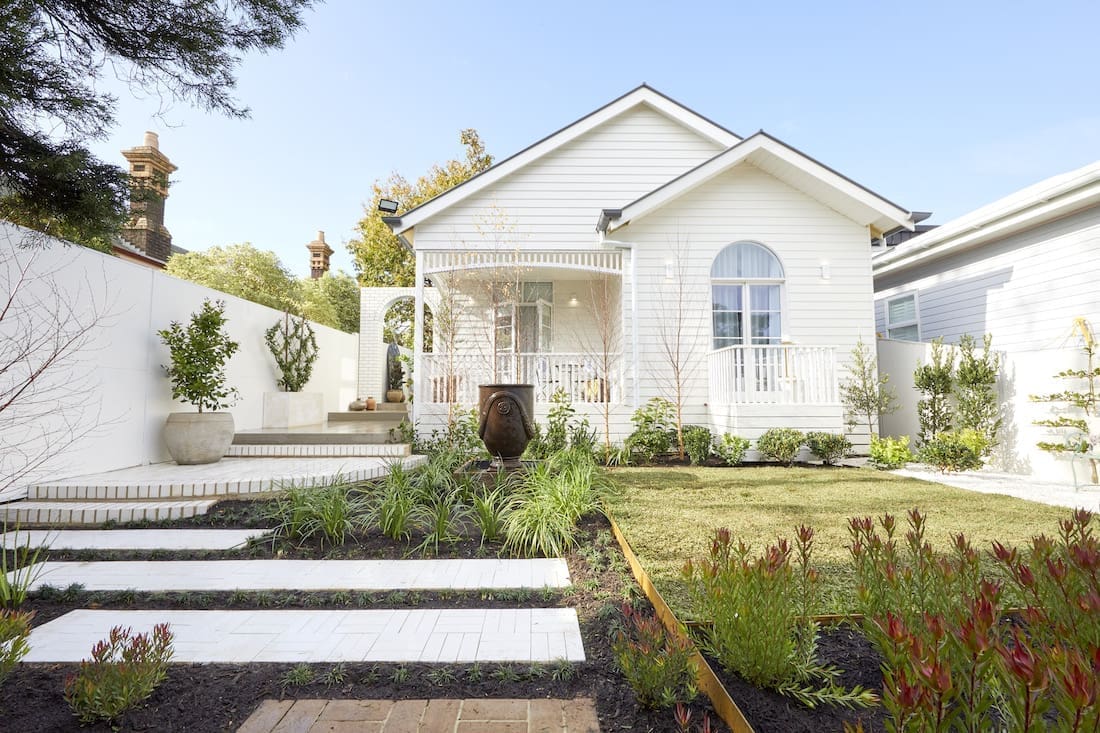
410, 249, 625, 414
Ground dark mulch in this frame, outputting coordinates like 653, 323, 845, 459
2, 516, 728, 733
708, 624, 885, 733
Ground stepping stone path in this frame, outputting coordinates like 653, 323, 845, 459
1, 529, 265, 551
238, 698, 601, 733
26, 608, 585, 663
23, 558, 572, 592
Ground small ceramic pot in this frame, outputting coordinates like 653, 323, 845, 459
348, 398, 365, 411
365, 397, 377, 411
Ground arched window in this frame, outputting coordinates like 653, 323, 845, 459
711, 242, 783, 350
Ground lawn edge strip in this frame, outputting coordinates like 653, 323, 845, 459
606, 510, 756, 733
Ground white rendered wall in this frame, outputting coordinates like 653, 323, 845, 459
1, 222, 359, 487
873, 204, 1100, 480
876, 338, 933, 442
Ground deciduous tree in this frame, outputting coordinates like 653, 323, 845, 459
166, 243, 301, 313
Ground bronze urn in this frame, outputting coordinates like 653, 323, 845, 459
478, 384, 535, 469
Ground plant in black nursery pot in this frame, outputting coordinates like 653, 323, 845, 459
158, 299, 239, 464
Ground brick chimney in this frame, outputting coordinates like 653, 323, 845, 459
307, 231, 333, 279
121, 131, 178, 263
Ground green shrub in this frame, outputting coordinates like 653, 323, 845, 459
714, 434, 750, 466
612, 604, 697, 709
685, 526, 875, 709
625, 398, 675, 463
0, 610, 32, 685
868, 435, 913, 470
918, 429, 986, 473
157, 299, 239, 412
64, 624, 174, 724
756, 428, 805, 466
681, 426, 713, 466
805, 432, 851, 466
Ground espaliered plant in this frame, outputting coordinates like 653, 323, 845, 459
265, 312, 319, 392
684, 526, 876, 709
158, 299, 239, 412
1032, 324, 1099, 483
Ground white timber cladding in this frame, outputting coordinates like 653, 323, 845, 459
619, 164, 878, 445
411, 106, 725, 251
873, 203, 1100, 480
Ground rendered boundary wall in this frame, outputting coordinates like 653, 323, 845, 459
2, 222, 359, 487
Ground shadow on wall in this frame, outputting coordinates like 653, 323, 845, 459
990, 357, 1031, 474
879, 266, 1013, 343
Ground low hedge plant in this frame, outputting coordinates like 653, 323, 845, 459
756, 428, 805, 466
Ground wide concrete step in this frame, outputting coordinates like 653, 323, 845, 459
232, 428, 395, 445
329, 404, 408, 419
224, 444, 410, 458
0, 500, 217, 526
27, 457, 426, 501
325, 411, 407, 424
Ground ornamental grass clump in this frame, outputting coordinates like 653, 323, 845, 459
612, 603, 698, 709
0, 524, 47, 609
684, 526, 876, 709
64, 623, 174, 725
266, 478, 371, 548
0, 609, 33, 685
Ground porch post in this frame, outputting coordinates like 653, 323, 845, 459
413, 250, 425, 426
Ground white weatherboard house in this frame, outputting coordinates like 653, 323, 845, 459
873, 160, 1100, 483
369, 86, 918, 446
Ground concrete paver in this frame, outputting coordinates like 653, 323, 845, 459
25, 609, 585, 663
238, 699, 600, 733
21, 558, 571, 592
0, 529, 266, 551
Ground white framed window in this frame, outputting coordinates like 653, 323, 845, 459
885, 292, 920, 341
710, 242, 784, 350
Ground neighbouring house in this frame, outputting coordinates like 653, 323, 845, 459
368, 85, 919, 447
873, 159, 1100, 483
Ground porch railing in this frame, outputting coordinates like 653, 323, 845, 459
707, 345, 839, 404
420, 352, 621, 405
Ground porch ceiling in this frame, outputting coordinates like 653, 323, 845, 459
422, 250, 622, 277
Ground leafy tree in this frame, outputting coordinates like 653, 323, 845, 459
914, 339, 955, 445
955, 333, 1002, 455
265, 313, 318, 392
300, 272, 360, 333
840, 338, 898, 439
166, 243, 301, 313
0, 0, 313, 246
158, 299, 239, 413
348, 129, 493, 288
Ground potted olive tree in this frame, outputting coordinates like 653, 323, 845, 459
262, 312, 323, 428
386, 343, 405, 403
158, 299, 239, 464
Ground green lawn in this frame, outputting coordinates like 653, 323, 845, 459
606, 466, 1075, 615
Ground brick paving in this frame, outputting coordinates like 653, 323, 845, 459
237, 698, 600, 733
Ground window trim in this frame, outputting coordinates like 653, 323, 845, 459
710, 242, 787, 350
884, 291, 921, 341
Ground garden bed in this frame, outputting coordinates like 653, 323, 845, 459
6, 515, 730, 732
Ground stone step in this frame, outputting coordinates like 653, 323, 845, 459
324, 412, 406, 424
232, 428, 395, 445
0, 500, 217, 526
23, 558, 572, 592
25, 608, 586, 663
330, 404, 408, 419
1, 529, 266, 550
224, 444, 410, 458
27, 457, 426, 501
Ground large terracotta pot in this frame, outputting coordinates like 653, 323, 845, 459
164, 412, 235, 465
478, 384, 535, 469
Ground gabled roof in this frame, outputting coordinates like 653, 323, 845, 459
599, 131, 915, 236
873, 158, 1100, 276
386, 85, 741, 236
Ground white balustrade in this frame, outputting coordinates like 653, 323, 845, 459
707, 345, 839, 404
420, 352, 621, 405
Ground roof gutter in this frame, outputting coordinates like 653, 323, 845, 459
596, 208, 623, 234
382, 216, 414, 251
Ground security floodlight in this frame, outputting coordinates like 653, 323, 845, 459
378, 199, 399, 214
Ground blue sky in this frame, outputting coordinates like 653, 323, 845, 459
91, 0, 1100, 278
